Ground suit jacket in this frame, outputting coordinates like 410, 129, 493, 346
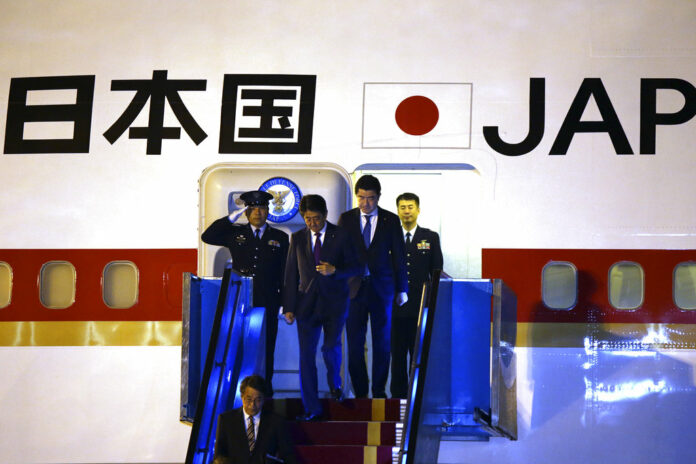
398, 226, 444, 318
202, 218, 289, 309
214, 408, 295, 464
283, 222, 360, 322
338, 207, 408, 300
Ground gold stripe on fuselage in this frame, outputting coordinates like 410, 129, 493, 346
2, 321, 696, 348
515, 322, 696, 349
0, 321, 181, 346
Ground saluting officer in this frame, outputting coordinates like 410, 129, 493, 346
202, 190, 289, 397
390, 192, 443, 399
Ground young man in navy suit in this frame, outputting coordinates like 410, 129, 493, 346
283, 195, 360, 420
201, 190, 289, 397
390, 192, 443, 398
214, 374, 295, 464
338, 175, 408, 398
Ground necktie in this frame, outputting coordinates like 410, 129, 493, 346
254, 228, 261, 241
405, 232, 411, 246
314, 232, 322, 265
362, 215, 371, 249
247, 416, 255, 452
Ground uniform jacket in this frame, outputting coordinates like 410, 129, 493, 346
202, 218, 289, 309
398, 226, 443, 318
283, 222, 360, 321
338, 207, 408, 300
214, 408, 295, 464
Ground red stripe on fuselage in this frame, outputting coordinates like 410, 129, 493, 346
4, 248, 695, 324
0, 249, 196, 321
482, 249, 696, 324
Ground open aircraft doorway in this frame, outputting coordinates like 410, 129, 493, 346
198, 163, 353, 277
195, 162, 485, 399
198, 162, 484, 278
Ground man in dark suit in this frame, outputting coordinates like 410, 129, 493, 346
202, 191, 289, 396
283, 194, 360, 420
214, 374, 295, 464
390, 192, 444, 398
338, 175, 408, 398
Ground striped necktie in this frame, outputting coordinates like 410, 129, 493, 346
247, 415, 255, 452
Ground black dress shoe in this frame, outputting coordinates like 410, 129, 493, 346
330, 388, 345, 402
296, 412, 321, 422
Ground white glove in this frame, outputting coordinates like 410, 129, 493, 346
227, 206, 248, 223
396, 292, 408, 306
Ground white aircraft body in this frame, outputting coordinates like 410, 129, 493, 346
1, 1, 695, 463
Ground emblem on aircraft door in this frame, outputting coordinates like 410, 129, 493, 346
259, 177, 302, 223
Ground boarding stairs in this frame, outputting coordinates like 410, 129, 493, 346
182, 266, 517, 464
272, 398, 404, 464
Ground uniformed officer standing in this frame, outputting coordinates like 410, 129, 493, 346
390, 192, 443, 398
202, 190, 289, 396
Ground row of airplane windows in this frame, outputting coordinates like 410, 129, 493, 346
1, 259, 695, 311
0, 260, 138, 309
543, 260, 696, 311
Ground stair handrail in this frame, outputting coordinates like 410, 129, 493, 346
398, 269, 447, 464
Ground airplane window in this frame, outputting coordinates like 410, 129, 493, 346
0, 262, 12, 308
608, 262, 644, 310
102, 261, 139, 309
39, 261, 76, 309
673, 262, 696, 310
541, 261, 577, 310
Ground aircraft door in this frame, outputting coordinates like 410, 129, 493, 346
195, 162, 484, 399
197, 163, 352, 398
349, 164, 484, 398
352, 164, 483, 279
199, 163, 352, 276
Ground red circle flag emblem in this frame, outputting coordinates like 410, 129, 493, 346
394, 95, 439, 136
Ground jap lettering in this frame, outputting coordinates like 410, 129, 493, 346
484, 78, 696, 156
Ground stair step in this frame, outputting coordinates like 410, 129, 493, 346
290, 421, 398, 446
268, 398, 402, 421
295, 444, 396, 464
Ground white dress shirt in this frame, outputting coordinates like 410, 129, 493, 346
402, 225, 418, 242
251, 223, 267, 238
311, 223, 328, 251
242, 409, 261, 441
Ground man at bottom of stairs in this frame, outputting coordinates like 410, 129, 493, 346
214, 374, 296, 464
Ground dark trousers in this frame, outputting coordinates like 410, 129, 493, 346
390, 316, 418, 398
297, 306, 347, 415
265, 305, 279, 396
346, 280, 393, 398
